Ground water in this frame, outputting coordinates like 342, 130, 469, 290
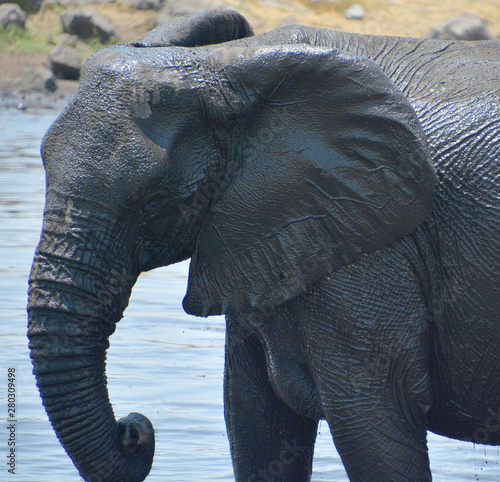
0, 106, 498, 481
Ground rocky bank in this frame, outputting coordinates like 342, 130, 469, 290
0, 0, 498, 109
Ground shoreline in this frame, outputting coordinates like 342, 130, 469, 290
1, 1, 497, 110
0, 83, 78, 110
0, 52, 78, 109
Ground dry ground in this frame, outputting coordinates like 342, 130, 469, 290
0, 0, 498, 92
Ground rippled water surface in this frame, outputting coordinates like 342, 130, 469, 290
0, 107, 499, 481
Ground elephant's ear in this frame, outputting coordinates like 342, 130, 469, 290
183, 45, 436, 317
134, 10, 253, 47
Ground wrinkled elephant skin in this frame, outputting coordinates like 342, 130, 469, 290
27, 9, 500, 482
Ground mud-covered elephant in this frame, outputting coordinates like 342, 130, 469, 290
27, 9, 500, 482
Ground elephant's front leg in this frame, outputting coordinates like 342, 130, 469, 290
224, 316, 318, 481
323, 384, 432, 482
308, 256, 434, 481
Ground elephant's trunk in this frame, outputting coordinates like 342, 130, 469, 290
27, 207, 154, 482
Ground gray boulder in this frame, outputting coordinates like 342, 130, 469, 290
56, 33, 94, 55
60, 8, 119, 42
42, 0, 114, 6
123, 0, 162, 11
56, 32, 80, 47
155, 0, 227, 27
21, 68, 57, 92
425, 12, 494, 41
344, 4, 365, 21
0, 3, 27, 29
1, 0, 42, 13
48, 45, 82, 79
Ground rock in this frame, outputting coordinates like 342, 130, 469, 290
60, 8, 119, 43
56, 32, 94, 55
155, 0, 228, 26
41, 0, 115, 8
123, 0, 162, 11
344, 4, 365, 21
48, 45, 82, 80
425, 12, 494, 41
0, 3, 27, 29
56, 32, 80, 47
2, 0, 43, 13
21, 68, 57, 92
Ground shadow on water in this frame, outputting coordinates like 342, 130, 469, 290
0, 106, 498, 481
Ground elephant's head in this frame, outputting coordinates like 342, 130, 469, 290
27, 11, 435, 482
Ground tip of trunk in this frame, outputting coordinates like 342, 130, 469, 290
78, 412, 155, 482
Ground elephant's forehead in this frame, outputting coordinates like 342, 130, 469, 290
81, 45, 209, 87
77, 45, 234, 119
41, 44, 224, 200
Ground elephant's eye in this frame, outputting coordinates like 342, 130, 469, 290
142, 191, 171, 216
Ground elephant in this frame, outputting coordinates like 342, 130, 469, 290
27, 9, 500, 482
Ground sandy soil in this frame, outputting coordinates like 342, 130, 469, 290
0, 0, 498, 100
